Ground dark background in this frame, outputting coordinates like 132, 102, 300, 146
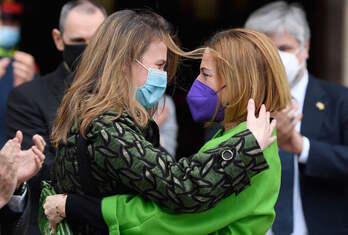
16, 0, 341, 156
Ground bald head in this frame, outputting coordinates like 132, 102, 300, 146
59, 0, 107, 34
52, 0, 107, 52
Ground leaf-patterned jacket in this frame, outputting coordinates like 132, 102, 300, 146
54, 111, 268, 213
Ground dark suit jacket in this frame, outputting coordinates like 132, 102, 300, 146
4, 63, 71, 234
0, 62, 14, 148
298, 75, 348, 234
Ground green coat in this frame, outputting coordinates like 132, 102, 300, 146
102, 122, 281, 235
55, 112, 268, 234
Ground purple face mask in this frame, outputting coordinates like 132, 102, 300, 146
186, 79, 225, 122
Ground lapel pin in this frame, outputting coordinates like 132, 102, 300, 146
316, 101, 325, 111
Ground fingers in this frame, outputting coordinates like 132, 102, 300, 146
0, 58, 11, 78
32, 146, 45, 168
293, 112, 303, 123
247, 99, 256, 121
13, 51, 35, 66
15, 131, 22, 144
286, 113, 302, 134
12, 51, 35, 87
258, 104, 266, 121
16, 130, 23, 145
43, 195, 64, 230
32, 135, 46, 152
0, 58, 11, 66
13, 69, 34, 87
50, 222, 57, 233
32, 146, 45, 162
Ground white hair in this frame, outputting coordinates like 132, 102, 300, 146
244, 1, 310, 46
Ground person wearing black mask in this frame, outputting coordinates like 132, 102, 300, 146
3, 1, 106, 234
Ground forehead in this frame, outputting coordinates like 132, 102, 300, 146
268, 30, 300, 48
201, 49, 217, 70
142, 40, 167, 61
63, 8, 104, 39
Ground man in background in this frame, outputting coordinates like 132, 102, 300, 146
245, 1, 348, 234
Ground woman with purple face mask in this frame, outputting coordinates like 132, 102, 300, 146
97, 28, 290, 235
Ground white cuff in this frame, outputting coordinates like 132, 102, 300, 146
298, 136, 310, 164
7, 186, 27, 212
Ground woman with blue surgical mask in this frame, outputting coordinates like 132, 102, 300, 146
43, 11, 277, 234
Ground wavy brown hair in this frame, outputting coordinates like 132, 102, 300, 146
206, 28, 291, 125
51, 10, 200, 146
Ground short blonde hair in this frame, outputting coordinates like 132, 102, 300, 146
207, 28, 291, 124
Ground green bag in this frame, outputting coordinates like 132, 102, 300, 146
38, 181, 74, 235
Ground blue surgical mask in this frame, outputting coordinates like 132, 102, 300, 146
0, 26, 20, 49
135, 59, 167, 109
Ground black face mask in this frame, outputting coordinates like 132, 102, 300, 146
62, 43, 87, 71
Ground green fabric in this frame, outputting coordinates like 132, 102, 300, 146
38, 181, 74, 235
0, 47, 15, 58
102, 122, 280, 235
56, 112, 266, 214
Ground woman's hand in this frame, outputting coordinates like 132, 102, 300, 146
246, 99, 277, 150
43, 194, 67, 231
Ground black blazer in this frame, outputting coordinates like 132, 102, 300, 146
4, 63, 71, 234
299, 75, 348, 234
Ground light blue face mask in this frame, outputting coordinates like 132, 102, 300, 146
0, 26, 21, 49
135, 59, 167, 109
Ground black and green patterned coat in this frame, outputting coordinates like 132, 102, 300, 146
54, 112, 268, 213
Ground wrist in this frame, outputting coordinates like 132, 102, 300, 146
295, 134, 304, 156
0, 198, 6, 208
14, 182, 27, 195
57, 194, 67, 218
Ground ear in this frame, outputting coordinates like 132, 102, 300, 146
303, 40, 310, 60
52, 28, 64, 52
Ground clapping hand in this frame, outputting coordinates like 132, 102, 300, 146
15, 131, 46, 185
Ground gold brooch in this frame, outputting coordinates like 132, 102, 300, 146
316, 101, 325, 111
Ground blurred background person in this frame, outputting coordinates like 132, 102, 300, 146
4, 1, 106, 234
245, 1, 348, 235
154, 94, 178, 156
0, 0, 36, 148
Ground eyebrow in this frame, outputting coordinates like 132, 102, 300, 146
156, 59, 167, 64
70, 37, 87, 43
277, 44, 294, 50
200, 67, 213, 74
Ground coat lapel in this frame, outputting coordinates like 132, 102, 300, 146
44, 63, 71, 132
301, 75, 327, 139
47, 63, 71, 103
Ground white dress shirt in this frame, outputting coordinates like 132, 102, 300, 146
268, 70, 310, 235
291, 70, 309, 235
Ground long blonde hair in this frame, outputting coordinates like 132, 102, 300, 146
51, 10, 199, 147
206, 28, 291, 124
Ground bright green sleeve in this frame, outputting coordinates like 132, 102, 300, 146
102, 122, 281, 235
